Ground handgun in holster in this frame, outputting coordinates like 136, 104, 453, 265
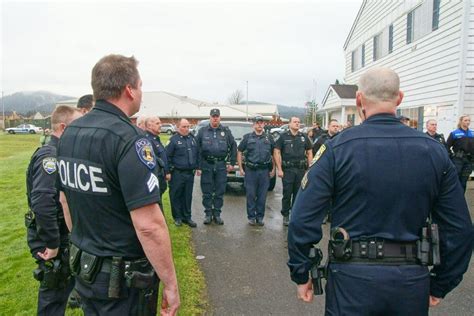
417, 221, 441, 266
309, 247, 326, 295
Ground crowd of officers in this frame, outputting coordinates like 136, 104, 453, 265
24, 54, 473, 316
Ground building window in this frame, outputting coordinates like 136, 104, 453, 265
351, 51, 356, 72
432, 0, 440, 30
361, 44, 365, 67
388, 24, 394, 53
373, 34, 380, 61
407, 11, 414, 44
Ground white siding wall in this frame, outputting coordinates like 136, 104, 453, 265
463, 1, 474, 117
344, 0, 464, 114
322, 89, 341, 110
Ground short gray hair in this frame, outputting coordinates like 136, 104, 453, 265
358, 67, 400, 102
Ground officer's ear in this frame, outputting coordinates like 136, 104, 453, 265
395, 91, 404, 107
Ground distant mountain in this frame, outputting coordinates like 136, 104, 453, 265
277, 104, 306, 120
1, 91, 74, 116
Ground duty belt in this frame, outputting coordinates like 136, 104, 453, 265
205, 156, 226, 163
245, 161, 271, 170
330, 240, 419, 265
282, 160, 306, 169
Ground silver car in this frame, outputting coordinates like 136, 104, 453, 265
6, 124, 43, 134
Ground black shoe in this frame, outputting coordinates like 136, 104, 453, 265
184, 219, 197, 228
283, 215, 289, 226
174, 219, 182, 226
203, 215, 212, 225
256, 218, 264, 226
248, 218, 257, 226
214, 216, 224, 225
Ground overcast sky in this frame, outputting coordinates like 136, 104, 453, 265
1, 0, 363, 106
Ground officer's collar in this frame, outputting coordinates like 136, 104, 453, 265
208, 123, 222, 130
93, 100, 131, 121
363, 113, 399, 125
48, 135, 60, 146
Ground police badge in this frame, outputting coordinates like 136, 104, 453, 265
135, 138, 156, 169
221, 131, 225, 137
42, 157, 57, 174
301, 136, 305, 142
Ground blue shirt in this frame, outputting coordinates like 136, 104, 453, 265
238, 131, 274, 164
287, 113, 473, 298
166, 133, 198, 170
196, 124, 237, 166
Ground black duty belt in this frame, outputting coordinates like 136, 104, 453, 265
173, 167, 195, 172
282, 160, 306, 169
100, 257, 151, 274
245, 161, 271, 170
330, 240, 419, 265
205, 156, 226, 163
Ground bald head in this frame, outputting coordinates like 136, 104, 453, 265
356, 67, 404, 120
358, 67, 400, 102
177, 118, 190, 136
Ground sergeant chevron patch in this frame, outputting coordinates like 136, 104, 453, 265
147, 173, 160, 193
310, 144, 326, 167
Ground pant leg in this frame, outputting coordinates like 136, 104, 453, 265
281, 168, 295, 216
460, 158, 472, 193
37, 277, 75, 316
169, 170, 183, 220
200, 162, 214, 215
213, 162, 227, 215
325, 264, 429, 316
183, 172, 195, 221
290, 168, 305, 210
255, 169, 270, 220
245, 169, 258, 219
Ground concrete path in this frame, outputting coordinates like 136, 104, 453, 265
190, 178, 474, 315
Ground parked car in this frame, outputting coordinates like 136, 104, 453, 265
6, 124, 43, 134
270, 124, 289, 139
160, 123, 176, 134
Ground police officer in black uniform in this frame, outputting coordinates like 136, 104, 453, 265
274, 116, 313, 226
196, 108, 237, 225
26, 105, 82, 315
425, 119, 447, 147
237, 115, 275, 226
166, 118, 198, 227
57, 54, 180, 315
143, 115, 170, 211
288, 68, 473, 315
312, 119, 339, 156
446, 115, 474, 192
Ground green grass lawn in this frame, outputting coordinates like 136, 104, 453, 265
0, 133, 207, 315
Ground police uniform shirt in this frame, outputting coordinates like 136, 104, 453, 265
287, 114, 473, 298
426, 132, 446, 147
145, 132, 169, 174
275, 130, 312, 162
238, 132, 274, 164
196, 124, 237, 165
57, 100, 161, 258
446, 128, 474, 155
26, 135, 69, 252
166, 133, 198, 170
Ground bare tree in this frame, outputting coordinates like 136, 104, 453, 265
227, 89, 244, 104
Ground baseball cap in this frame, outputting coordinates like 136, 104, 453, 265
253, 115, 264, 122
210, 108, 220, 116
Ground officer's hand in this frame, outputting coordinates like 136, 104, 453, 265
296, 280, 313, 302
269, 169, 275, 177
226, 165, 234, 172
166, 174, 171, 181
160, 285, 180, 316
196, 169, 201, 176
277, 170, 284, 178
37, 247, 59, 261
429, 295, 442, 307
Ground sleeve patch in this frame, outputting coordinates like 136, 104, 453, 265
310, 144, 326, 167
301, 171, 309, 190
147, 173, 160, 192
135, 138, 156, 170
42, 157, 57, 174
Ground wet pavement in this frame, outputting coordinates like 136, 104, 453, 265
190, 178, 474, 315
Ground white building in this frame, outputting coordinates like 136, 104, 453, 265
320, 0, 474, 136
319, 84, 358, 127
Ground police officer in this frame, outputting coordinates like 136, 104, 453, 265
57, 54, 180, 315
274, 116, 313, 226
144, 116, 170, 211
166, 118, 198, 228
237, 115, 275, 226
288, 67, 473, 315
26, 105, 82, 315
312, 119, 339, 155
426, 119, 447, 147
446, 115, 474, 192
195, 108, 237, 225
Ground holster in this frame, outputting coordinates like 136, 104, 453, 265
24, 210, 36, 229
33, 250, 71, 289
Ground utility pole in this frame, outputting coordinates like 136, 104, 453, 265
246, 81, 249, 121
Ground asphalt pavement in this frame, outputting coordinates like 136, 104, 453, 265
190, 178, 474, 315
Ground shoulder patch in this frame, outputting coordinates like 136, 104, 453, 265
135, 138, 156, 169
310, 144, 326, 167
42, 157, 57, 174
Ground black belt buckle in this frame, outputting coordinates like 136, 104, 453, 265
367, 240, 384, 259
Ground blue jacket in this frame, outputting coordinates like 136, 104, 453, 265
288, 114, 473, 298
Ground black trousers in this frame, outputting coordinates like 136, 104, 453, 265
452, 157, 472, 192
281, 167, 305, 216
37, 277, 74, 316
170, 169, 195, 221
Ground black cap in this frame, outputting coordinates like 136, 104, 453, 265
253, 115, 264, 122
210, 108, 220, 116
